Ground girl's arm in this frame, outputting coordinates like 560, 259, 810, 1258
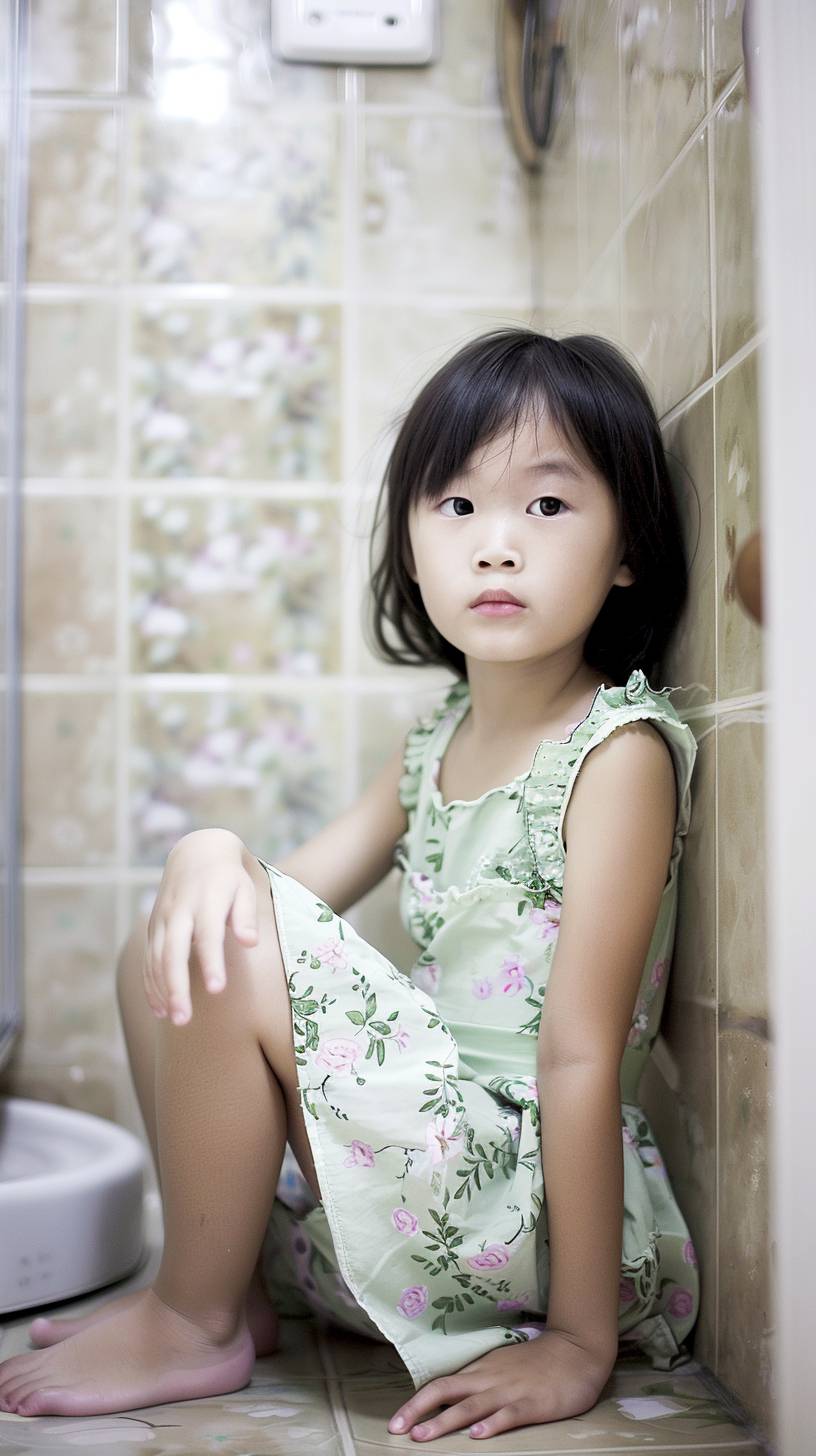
536, 719, 678, 1356
386, 720, 679, 1443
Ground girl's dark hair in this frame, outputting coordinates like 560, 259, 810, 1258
366, 327, 695, 687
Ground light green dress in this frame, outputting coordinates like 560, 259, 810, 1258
257, 666, 700, 1388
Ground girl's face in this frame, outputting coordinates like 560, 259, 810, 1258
405, 409, 634, 667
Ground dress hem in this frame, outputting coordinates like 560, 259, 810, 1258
258, 856, 433, 1391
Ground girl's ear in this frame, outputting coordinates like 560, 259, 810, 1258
614, 561, 635, 588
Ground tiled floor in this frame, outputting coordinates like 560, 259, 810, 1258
0, 1237, 771, 1455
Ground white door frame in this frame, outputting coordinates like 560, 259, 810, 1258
753, 1, 816, 1448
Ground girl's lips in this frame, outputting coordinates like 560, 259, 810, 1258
470, 601, 525, 615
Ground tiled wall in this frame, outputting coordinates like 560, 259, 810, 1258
2, 0, 770, 1445
2, 0, 533, 1208
526, 0, 769, 1442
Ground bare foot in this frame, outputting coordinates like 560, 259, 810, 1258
0, 1287, 258, 1418
28, 1267, 280, 1358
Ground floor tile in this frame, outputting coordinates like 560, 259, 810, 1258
336, 1359, 765, 1453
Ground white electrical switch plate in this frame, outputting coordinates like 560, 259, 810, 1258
271, 1, 439, 66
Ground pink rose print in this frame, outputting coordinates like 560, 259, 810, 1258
683, 1238, 698, 1267
315, 1037, 360, 1075
667, 1286, 695, 1318
529, 899, 561, 942
466, 1242, 511, 1271
622, 1125, 637, 1146
511, 1322, 546, 1340
619, 1276, 637, 1305
650, 957, 668, 987
397, 1284, 429, 1319
313, 937, 349, 973
413, 962, 441, 995
471, 977, 494, 999
392, 1207, 420, 1236
497, 956, 526, 996
414, 1111, 465, 1177
343, 1139, 375, 1168
504, 1074, 538, 1104
409, 871, 436, 906
497, 1294, 529, 1311
393, 1026, 411, 1052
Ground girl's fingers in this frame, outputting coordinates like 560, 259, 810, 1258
161, 911, 195, 1023
466, 1402, 530, 1439
406, 1392, 498, 1442
190, 908, 233, 992
388, 1376, 466, 1434
145, 919, 167, 1016
228, 880, 258, 943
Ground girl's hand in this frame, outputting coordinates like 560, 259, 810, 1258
144, 829, 260, 1025
387, 1330, 615, 1442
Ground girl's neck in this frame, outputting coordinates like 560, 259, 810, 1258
461, 658, 609, 746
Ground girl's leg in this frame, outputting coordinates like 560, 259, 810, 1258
0, 857, 323, 1418
29, 917, 279, 1353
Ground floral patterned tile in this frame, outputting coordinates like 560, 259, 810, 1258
130, 302, 342, 480
129, 687, 346, 867
129, 107, 343, 285
130, 495, 344, 675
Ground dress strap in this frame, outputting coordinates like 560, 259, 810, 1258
522, 668, 699, 900
398, 679, 468, 815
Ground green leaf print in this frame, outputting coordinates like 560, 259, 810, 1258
345, 1010, 365, 1026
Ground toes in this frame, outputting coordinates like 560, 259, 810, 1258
14, 1386, 59, 1417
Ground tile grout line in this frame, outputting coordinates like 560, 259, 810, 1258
314, 1327, 360, 1456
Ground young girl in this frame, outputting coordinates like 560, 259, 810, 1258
0, 328, 700, 1439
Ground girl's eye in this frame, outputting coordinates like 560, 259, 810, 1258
436, 496, 566, 517
529, 497, 566, 517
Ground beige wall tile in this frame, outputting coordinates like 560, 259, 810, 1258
621, 132, 711, 417
711, 0, 748, 101
713, 74, 759, 368
22, 691, 117, 866
718, 1025, 774, 1441
24, 302, 118, 478
27, 109, 119, 283
717, 708, 767, 1022
30, 0, 118, 93
16, 884, 121, 1063
356, 305, 538, 491
360, 114, 531, 298
620, 0, 706, 212
575, 5, 620, 275
662, 388, 716, 703
23, 496, 117, 674
715, 348, 764, 700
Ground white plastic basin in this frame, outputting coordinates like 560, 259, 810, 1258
0, 1096, 146, 1316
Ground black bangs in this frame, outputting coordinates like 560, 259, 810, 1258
365, 326, 696, 686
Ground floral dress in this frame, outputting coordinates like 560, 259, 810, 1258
257, 667, 701, 1388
